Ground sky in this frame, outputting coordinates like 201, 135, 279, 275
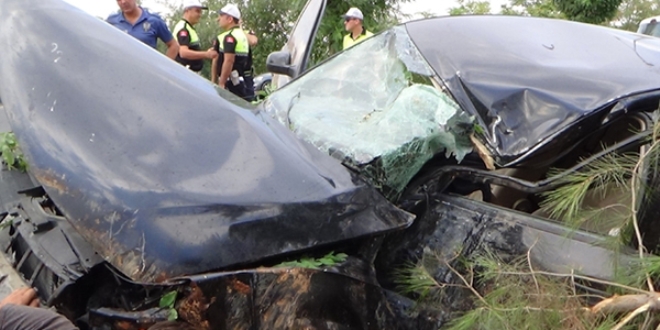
63, 0, 509, 20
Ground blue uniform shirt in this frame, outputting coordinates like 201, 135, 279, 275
107, 8, 173, 49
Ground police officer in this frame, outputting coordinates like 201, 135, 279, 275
211, 4, 250, 100
107, 0, 179, 60
342, 7, 373, 50
172, 0, 218, 73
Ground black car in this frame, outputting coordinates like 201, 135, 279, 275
0, 0, 660, 328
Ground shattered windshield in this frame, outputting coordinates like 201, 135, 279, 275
264, 26, 474, 199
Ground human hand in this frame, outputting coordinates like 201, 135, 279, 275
206, 49, 218, 59
0, 287, 40, 308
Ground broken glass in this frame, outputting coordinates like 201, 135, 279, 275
265, 26, 474, 198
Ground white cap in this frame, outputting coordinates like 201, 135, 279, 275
182, 0, 207, 10
218, 4, 241, 20
342, 7, 363, 20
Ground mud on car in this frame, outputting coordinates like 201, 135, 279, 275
1, 0, 660, 328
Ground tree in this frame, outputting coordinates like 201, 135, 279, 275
500, 0, 564, 18
448, 0, 492, 16
609, 0, 660, 31
307, 0, 411, 67
553, 0, 622, 24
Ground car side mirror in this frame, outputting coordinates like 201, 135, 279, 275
266, 51, 295, 77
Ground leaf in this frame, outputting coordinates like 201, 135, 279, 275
0, 219, 12, 230
167, 308, 178, 321
4, 150, 15, 169
319, 257, 335, 265
159, 291, 177, 308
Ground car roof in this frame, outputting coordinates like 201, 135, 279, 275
640, 15, 660, 24
405, 15, 660, 165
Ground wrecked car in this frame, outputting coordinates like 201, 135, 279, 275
1, 0, 660, 328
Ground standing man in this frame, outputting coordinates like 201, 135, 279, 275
211, 4, 250, 100
342, 7, 373, 50
172, 0, 218, 73
107, 0, 179, 60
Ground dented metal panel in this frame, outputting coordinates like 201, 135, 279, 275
405, 16, 660, 165
0, 0, 413, 282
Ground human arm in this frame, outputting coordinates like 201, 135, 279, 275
180, 46, 217, 60
0, 288, 77, 330
155, 18, 179, 60
0, 287, 39, 308
247, 30, 258, 47
218, 34, 237, 88
211, 57, 218, 84
177, 29, 217, 60
219, 53, 235, 89
210, 38, 220, 84
164, 39, 180, 60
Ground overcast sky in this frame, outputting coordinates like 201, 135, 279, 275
63, 0, 509, 19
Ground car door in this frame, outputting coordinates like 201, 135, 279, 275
267, 0, 326, 89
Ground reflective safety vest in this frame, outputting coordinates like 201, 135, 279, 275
216, 27, 250, 76
172, 20, 204, 71
217, 27, 249, 56
172, 20, 200, 48
343, 29, 374, 50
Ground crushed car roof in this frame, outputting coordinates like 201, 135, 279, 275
405, 16, 660, 165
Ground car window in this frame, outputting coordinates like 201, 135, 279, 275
264, 26, 474, 199
272, 0, 326, 88
639, 21, 660, 37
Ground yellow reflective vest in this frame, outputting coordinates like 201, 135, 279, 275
172, 20, 204, 71
217, 27, 249, 56
215, 27, 250, 76
343, 29, 374, 50
172, 20, 200, 46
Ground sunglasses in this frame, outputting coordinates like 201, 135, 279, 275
344, 18, 352, 23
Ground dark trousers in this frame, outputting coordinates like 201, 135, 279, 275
226, 80, 248, 100
244, 75, 255, 102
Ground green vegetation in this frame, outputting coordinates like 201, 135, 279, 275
449, 0, 659, 27
394, 115, 660, 328
449, 0, 492, 15
0, 132, 27, 172
0, 218, 12, 230
159, 291, 178, 321
275, 251, 348, 269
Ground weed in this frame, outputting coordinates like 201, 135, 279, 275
159, 291, 178, 321
275, 251, 348, 269
0, 132, 27, 172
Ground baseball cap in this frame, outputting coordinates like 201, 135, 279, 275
218, 4, 241, 20
342, 7, 363, 20
182, 0, 208, 10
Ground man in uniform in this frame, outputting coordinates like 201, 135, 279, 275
172, 0, 218, 73
107, 0, 179, 60
211, 4, 250, 100
342, 7, 373, 50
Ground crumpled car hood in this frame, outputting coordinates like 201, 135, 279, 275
0, 0, 413, 282
406, 16, 660, 165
